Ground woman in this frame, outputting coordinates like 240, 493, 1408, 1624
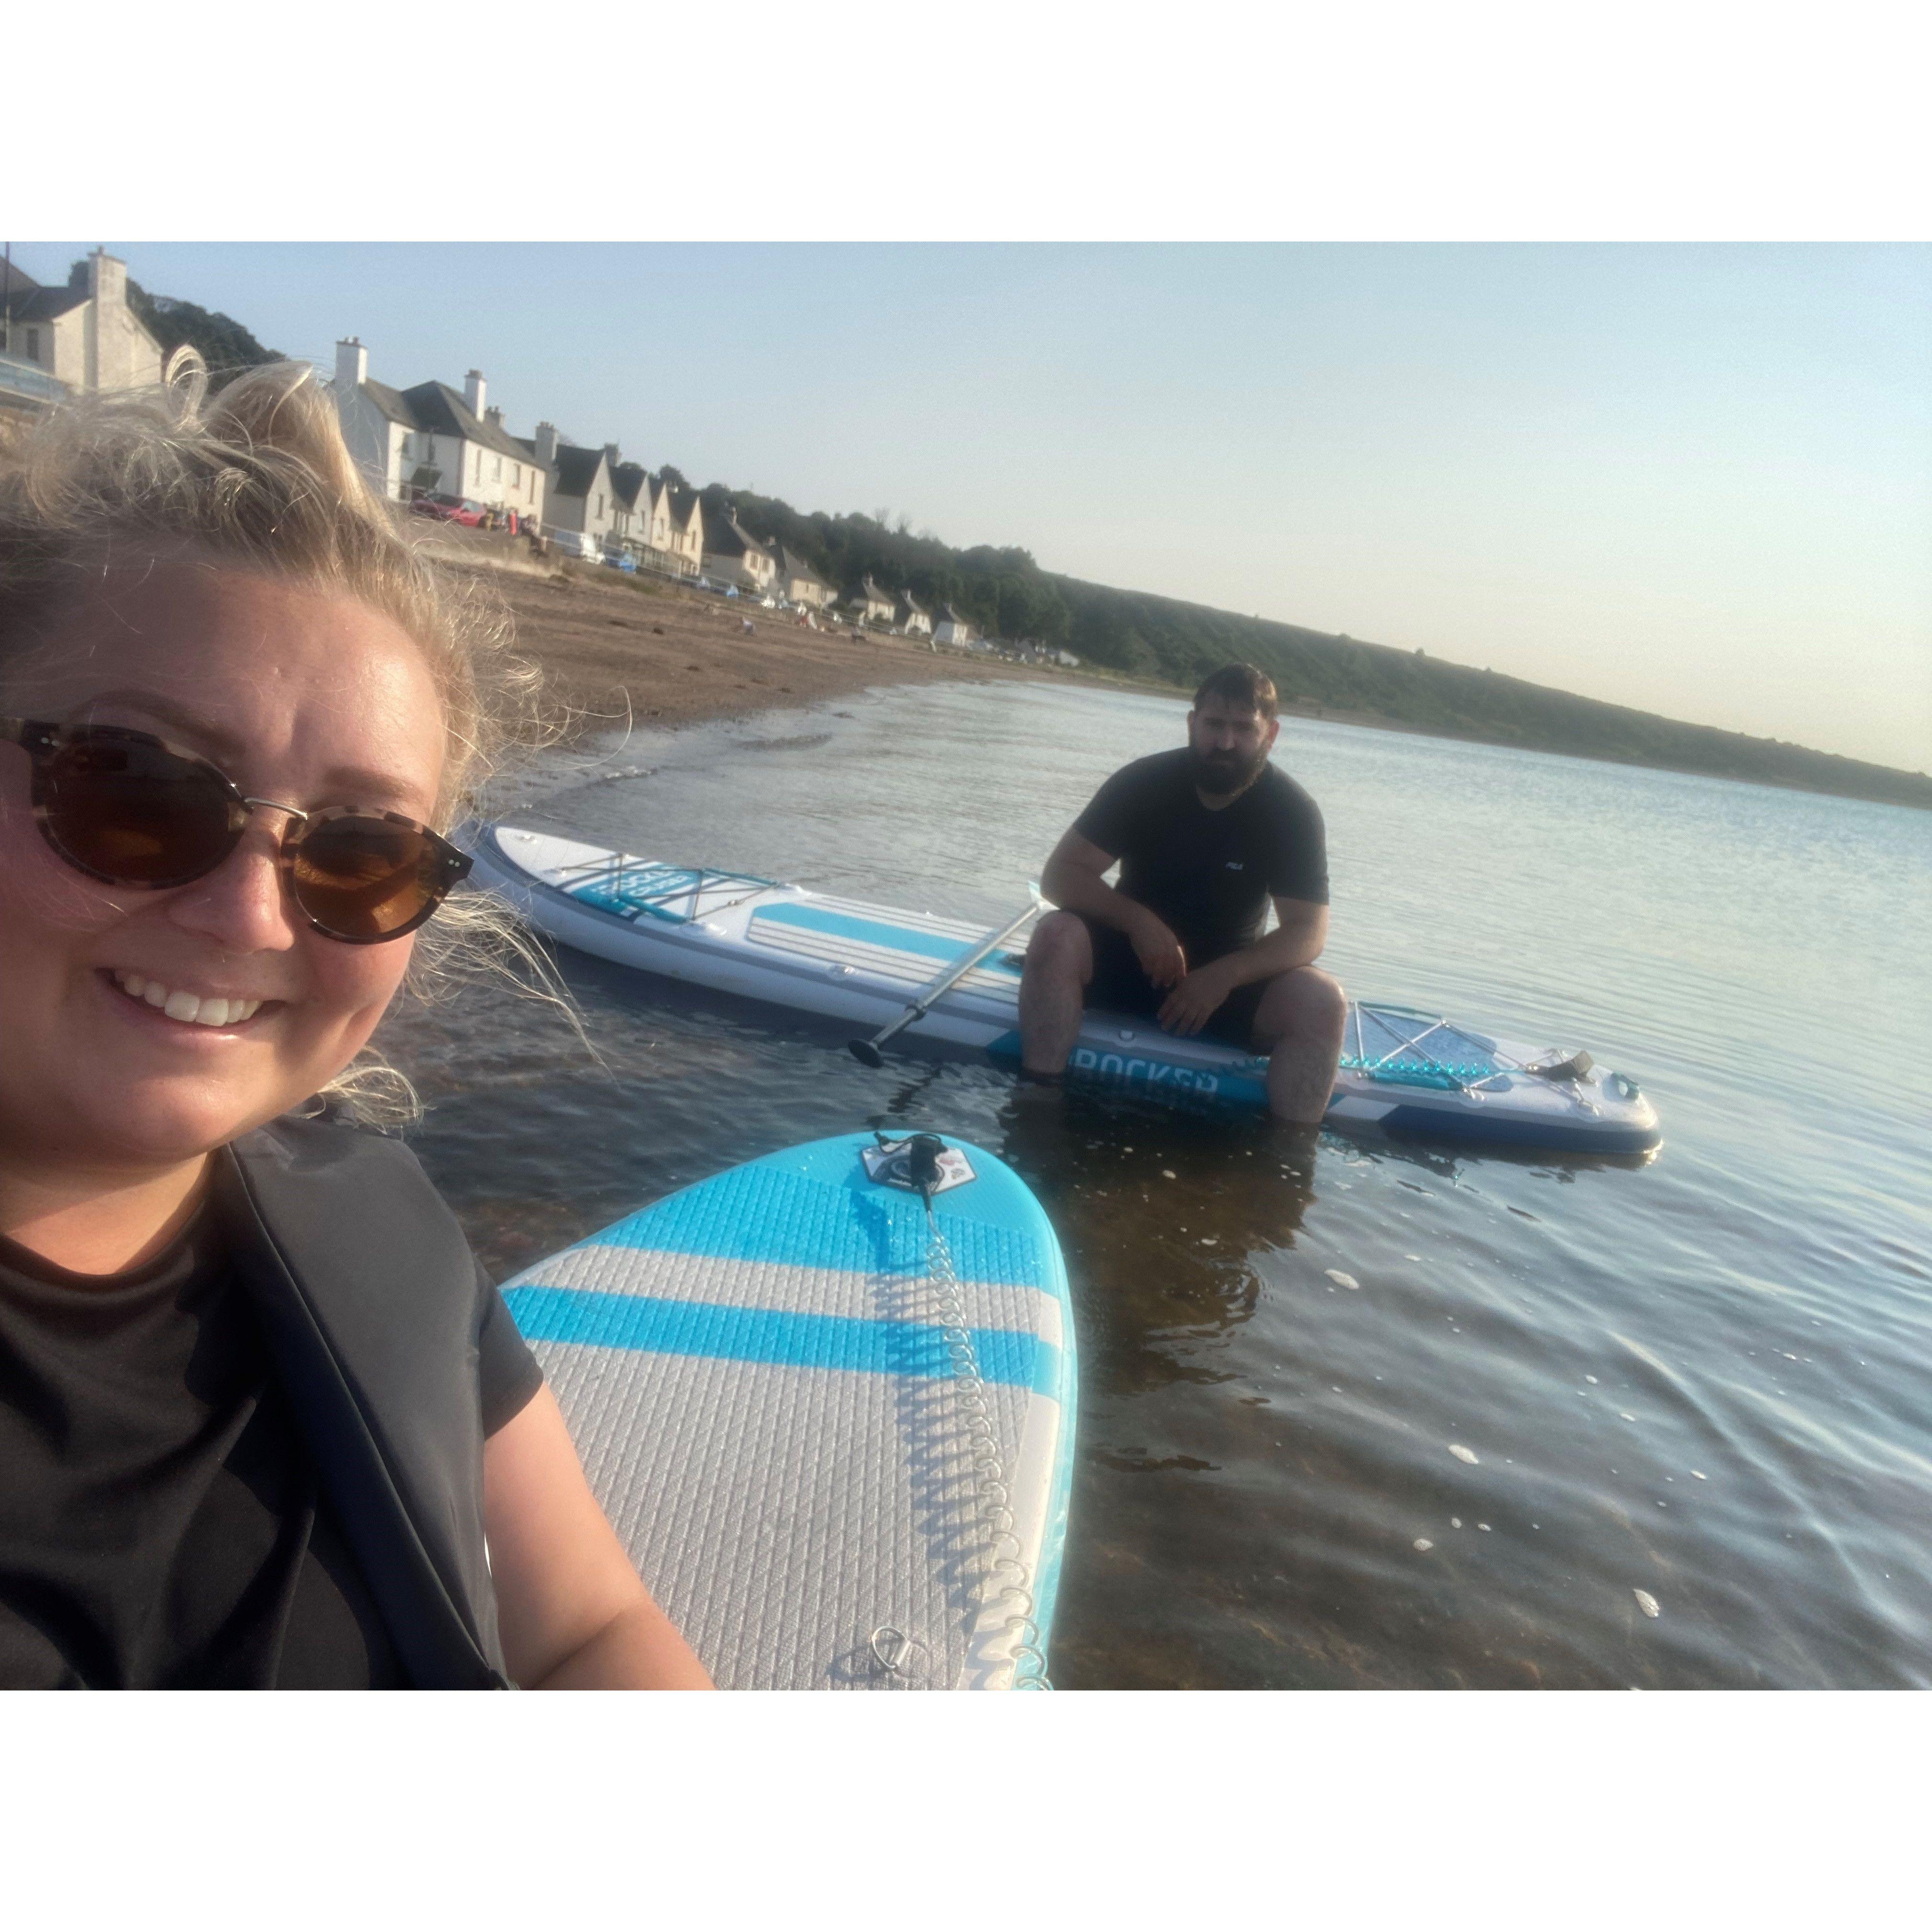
0, 361, 710, 1688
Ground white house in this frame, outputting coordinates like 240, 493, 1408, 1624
332, 343, 546, 524
848, 575, 897, 627
702, 505, 777, 593
0, 251, 163, 412
535, 436, 621, 551
769, 544, 834, 610
933, 602, 979, 647
894, 590, 932, 638
665, 483, 705, 576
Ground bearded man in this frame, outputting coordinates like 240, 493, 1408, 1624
1017, 663, 1346, 1124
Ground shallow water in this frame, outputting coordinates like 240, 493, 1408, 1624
385, 681, 1932, 1689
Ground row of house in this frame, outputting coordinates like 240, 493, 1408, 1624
328, 341, 993, 637
0, 259, 1016, 650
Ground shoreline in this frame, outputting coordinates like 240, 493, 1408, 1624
449, 542, 1928, 812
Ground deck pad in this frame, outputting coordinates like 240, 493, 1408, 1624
499, 1133, 1077, 1690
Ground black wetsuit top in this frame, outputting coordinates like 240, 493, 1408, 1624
1072, 748, 1329, 965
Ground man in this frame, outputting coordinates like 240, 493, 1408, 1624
1018, 663, 1346, 1125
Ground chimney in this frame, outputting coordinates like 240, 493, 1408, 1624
604, 442, 621, 468
88, 248, 128, 310
464, 369, 487, 418
485, 404, 504, 429
334, 337, 368, 392
534, 422, 559, 469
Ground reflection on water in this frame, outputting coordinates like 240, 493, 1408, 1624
384, 681, 1932, 1689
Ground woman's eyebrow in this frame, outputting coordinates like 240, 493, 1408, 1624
316, 764, 433, 812
66, 688, 243, 753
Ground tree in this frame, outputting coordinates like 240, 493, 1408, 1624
117, 271, 285, 376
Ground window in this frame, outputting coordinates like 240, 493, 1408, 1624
25, 328, 40, 361
473, 448, 483, 483
511, 463, 521, 488
492, 456, 502, 482
596, 493, 604, 517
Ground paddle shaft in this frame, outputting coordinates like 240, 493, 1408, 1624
848, 901, 1041, 1067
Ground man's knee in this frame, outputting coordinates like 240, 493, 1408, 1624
1023, 911, 1092, 988
1256, 965, 1347, 1042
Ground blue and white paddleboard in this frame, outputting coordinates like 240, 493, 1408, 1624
469, 825, 1661, 1154
498, 1132, 1077, 1690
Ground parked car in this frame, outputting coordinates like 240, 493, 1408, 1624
409, 493, 489, 528
602, 549, 638, 573
542, 528, 601, 561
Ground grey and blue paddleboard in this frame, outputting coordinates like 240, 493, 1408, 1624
499, 1133, 1077, 1689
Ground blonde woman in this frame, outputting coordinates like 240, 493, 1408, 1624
0, 363, 709, 1689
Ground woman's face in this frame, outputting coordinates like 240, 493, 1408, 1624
0, 556, 447, 1175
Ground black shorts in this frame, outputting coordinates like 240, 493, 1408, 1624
1078, 917, 1268, 1050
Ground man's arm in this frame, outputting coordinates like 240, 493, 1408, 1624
483, 1386, 713, 1689
1040, 828, 1187, 988
1157, 897, 1330, 1036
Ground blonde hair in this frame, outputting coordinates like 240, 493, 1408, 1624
0, 356, 577, 1127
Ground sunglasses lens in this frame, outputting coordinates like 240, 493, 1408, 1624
291, 816, 452, 942
41, 734, 238, 886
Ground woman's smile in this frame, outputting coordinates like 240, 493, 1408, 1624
103, 968, 278, 1032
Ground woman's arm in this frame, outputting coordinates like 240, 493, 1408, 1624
481, 1386, 713, 1689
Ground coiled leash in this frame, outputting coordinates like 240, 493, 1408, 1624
864, 1132, 1052, 1690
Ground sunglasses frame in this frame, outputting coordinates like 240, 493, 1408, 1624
1, 715, 472, 944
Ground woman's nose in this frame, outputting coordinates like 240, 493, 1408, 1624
161, 824, 299, 952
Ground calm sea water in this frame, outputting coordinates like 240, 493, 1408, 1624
383, 681, 1932, 1689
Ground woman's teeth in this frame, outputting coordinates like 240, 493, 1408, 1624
113, 972, 264, 1028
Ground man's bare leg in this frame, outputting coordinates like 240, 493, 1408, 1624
1017, 912, 1094, 1075
1253, 966, 1348, 1126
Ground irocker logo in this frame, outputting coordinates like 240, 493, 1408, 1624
1070, 1047, 1221, 1094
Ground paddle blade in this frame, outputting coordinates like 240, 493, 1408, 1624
848, 1039, 886, 1069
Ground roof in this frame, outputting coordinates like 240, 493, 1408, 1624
770, 544, 828, 587
4, 281, 89, 325
704, 509, 766, 559
897, 590, 927, 614
397, 379, 530, 462
360, 378, 420, 428
610, 461, 650, 513
550, 445, 608, 500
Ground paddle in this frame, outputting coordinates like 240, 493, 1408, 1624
847, 891, 1044, 1068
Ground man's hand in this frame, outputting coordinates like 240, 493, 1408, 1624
1129, 911, 1188, 989
1158, 961, 1233, 1037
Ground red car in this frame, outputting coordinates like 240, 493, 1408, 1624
409, 493, 490, 528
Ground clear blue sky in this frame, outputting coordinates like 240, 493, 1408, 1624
15, 241, 1929, 772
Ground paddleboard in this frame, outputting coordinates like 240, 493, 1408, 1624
497, 1131, 1077, 1690
468, 824, 1661, 1154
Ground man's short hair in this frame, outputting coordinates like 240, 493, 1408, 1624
1192, 663, 1278, 721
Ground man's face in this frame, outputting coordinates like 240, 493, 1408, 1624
1186, 697, 1279, 795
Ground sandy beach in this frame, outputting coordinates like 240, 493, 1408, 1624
434, 530, 1080, 735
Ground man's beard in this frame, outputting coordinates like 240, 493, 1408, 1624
1188, 742, 1268, 794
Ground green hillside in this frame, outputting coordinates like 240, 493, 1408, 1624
704, 482, 1931, 813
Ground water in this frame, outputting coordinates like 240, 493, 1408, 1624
383, 681, 1932, 1689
